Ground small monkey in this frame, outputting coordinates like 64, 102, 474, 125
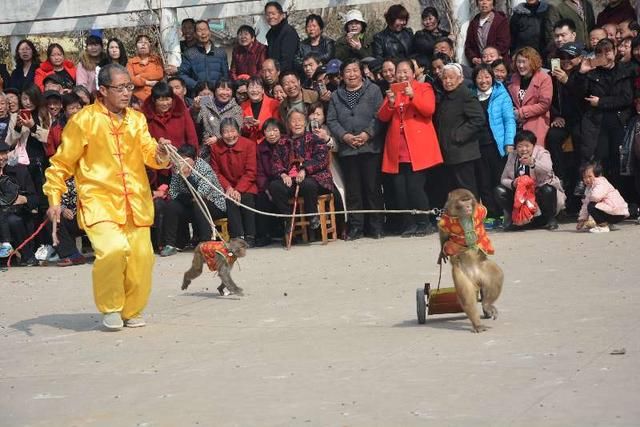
438, 189, 504, 333
182, 238, 249, 296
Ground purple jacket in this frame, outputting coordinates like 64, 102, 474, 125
257, 141, 277, 193
272, 132, 333, 191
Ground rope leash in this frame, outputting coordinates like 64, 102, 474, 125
164, 144, 442, 220
6, 218, 55, 268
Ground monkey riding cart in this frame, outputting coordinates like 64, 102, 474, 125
416, 282, 483, 324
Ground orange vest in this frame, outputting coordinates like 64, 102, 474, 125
438, 204, 495, 256
199, 241, 237, 272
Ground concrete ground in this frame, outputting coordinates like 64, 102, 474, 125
1, 222, 639, 427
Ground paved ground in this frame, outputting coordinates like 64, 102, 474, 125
1, 222, 639, 427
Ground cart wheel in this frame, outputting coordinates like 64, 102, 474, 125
416, 288, 426, 324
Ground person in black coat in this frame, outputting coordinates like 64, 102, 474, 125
510, 0, 552, 57
7, 39, 40, 91
372, 4, 413, 60
435, 63, 486, 198
0, 141, 39, 265
294, 14, 336, 71
265, 1, 300, 73
574, 39, 634, 186
413, 7, 450, 61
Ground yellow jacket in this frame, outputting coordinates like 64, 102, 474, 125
43, 102, 169, 228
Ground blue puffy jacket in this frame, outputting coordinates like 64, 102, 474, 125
179, 44, 229, 92
481, 82, 516, 157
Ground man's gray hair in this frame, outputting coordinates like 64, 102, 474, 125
98, 63, 130, 87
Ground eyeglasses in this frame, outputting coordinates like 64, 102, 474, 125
105, 84, 135, 93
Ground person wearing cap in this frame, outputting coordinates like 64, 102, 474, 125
44, 90, 63, 124
373, 4, 413, 60
43, 63, 171, 330
76, 35, 105, 93
264, 1, 300, 73
42, 74, 64, 94
335, 9, 372, 62
294, 14, 335, 72
34, 43, 76, 92
413, 7, 451, 61
0, 140, 39, 264
230, 25, 267, 81
325, 59, 342, 92
547, 41, 586, 194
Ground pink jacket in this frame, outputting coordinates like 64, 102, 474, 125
579, 176, 629, 220
508, 70, 552, 147
501, 145, 566, 213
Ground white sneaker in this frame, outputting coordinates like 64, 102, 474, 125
590, 225, 610, 233
0, 243, 12, 258
124, 316, 146, 328
35, 244, 55, 261
102, 312, 124, 330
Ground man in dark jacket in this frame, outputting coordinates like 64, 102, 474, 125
510, 0, 552, 56
265, 1, 300, 73
178, 20, 229, 93
0, 141, 39, 265
596, 0, 636, 26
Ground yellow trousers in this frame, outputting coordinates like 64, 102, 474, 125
85, 218, 154, 320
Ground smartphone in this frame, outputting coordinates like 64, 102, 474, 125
19, 109, 32, 120
551, 58, 560, 73
310, 120, 320, 131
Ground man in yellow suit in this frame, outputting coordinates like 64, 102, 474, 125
44, 64, 171, 330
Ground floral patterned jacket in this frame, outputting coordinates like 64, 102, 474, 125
271, 132, 333, 191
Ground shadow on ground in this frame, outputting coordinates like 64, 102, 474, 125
10, 313, 101, 336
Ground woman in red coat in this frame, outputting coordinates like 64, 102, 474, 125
142, 82, 199, 186
240, 76, 281, 144
211, 118, 257, 246
34, 43, 76, 91
378, 59, 443, 237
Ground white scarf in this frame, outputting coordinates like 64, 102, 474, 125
477, 86, 493, 102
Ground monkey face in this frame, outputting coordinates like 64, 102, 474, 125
459, 198, 474, 216
229, 238, 249, 258
445, 189, 477, 217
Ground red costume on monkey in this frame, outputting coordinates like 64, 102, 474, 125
438, 204, 494, 256
199, 241, 237, 272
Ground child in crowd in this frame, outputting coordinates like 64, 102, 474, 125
577, 162, 629, 233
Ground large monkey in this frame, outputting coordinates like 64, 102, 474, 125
182, 238, 249, 296
438, 189, 503, 333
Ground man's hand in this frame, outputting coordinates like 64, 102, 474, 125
47, 205, 62, 224
156, 137, 172, 161
585, 95, 599, 107
552, 68, 569, 84
281, 173, 293, 187
551, 117, 566, 128
13, 195, 27, 205
295, 169, 306, 184
62, 208, 74, 221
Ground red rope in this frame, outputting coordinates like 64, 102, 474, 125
7, 218, 50, 268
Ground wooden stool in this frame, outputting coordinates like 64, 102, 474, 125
287, 194, 337, 245
213, 218, 230, 241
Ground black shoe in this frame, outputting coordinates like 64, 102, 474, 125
244, 235, 256, 248
368, 231, 384, 239
255, 236, 272, 247
401, 224, 418, 238
310, 216, 320, 230
346, 227, 363, 241
22, 256, 38, 267
545, 218, 559, 231
414, 223, 435, 237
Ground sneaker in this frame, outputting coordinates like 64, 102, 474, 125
590, 225, 610, 233
35, 244, 55, 262
0, 243, 12, 258
124, 316, 146, 328
102, 312, 123, 330
160, 245, 178, 257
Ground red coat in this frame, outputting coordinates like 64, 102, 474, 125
508, 70, 553, 148
377, 80, 443, 173
240, 96, 281, 144
142, 94, 198, 151
45, 123, 63, 157
230, 41, 268, 81
464, 11, 511, 63
34, 60, 77, 91
210, 136, 257, 194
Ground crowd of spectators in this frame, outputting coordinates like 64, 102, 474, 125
1, 0, 638, 266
